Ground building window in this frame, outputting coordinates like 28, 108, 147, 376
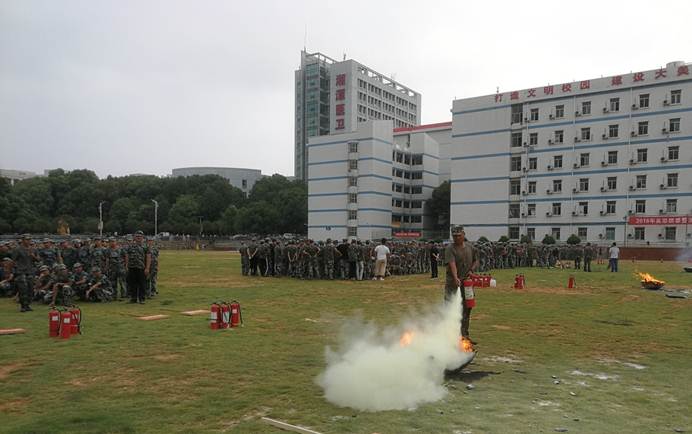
639, 94, 649, 108
552, 203, 562, 216
669, 118, 680, 132
394, 183, 403, 192
347, 227, 357, 237
553, 179, 562, 192
606, 200, 616, 214
349, 210, 357, 220
607, 176, 617, 190
527, 228, 535, 240
511, 132, 523, 147
509, 204, 520, 218
636, 175, 647, 189
637, 148, 647, 163
411, 201, 422, 209
664, 227, 677, 241
578, 227, 587, 239
667, 173, 678, 188
605, 227, 616, 240
349, 193, 358, 203
528, 181, 537, 194
580, 153, 590, 166
634, 227, 645, 240
635, 200, 646, 213
349, 159, 358, 170
528, 157, 537, 170
555, 130, 564, 143
638, 121, 648, 136
349, 177, 358, 187
529, 133, 538, 146
392, 214, 401, 223
510, 180, 521, 195
608, 124, 619, 138
670, 89, 681, 105
527, 203, 536, 216
508, 226, 520, 239
582, 101, 591, 115
581, 127, 591, 141
403, 200, 410, 208
349, 141, 359, 153
411, 215, 422, 223
412, 154, 423, 165
579, 178, 589, 192
395, 199, 402, 207
510, 156, 522, 172
242, 179, 247, 188
554, 155, 563, 168
607, 150, 618, 164
555, 105, 564, 118
403, 185, 411, 194
411, 186, 422, 194
552, 227, 561, 240
609, 97, 620, 112
666, 199, 677, 213
578, 201, 589, 215
530, 108, 539, 121
411, 171, 422, 180
668, 146, 679, 160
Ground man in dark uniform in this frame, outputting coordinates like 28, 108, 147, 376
429, 240, 440, 278
12, 234, 37, 312
124, 230, 151, 304
444, 225, 479, 341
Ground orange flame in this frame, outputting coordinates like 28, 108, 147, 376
399, 331, 414, 347
636, 272, 665, 285
458, 337, 474, 353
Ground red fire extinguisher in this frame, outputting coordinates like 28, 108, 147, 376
210, 302, 222, 330
60, 310, 72, 339
229, 300, 243, 327
220, 302, 231, 329
568, 275, 576, 289
462, 278, 476, 308
69, 305, 82, 335
49, 307, 61, 337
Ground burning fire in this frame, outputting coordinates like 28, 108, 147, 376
636, 272, 665, 285
399, 331, 414, 347
458, 337, 474, 353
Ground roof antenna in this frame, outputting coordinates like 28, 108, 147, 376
343, 52, 346, 61
303, 24, 307, 51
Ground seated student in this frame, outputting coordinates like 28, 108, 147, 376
70, 263, 89, 301
47, 264, 74, 306
33, 265, 54, 301
85, 267, 113, 302
0, 257, 15, 297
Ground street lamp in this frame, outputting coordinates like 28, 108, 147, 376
151, 199, 159, 237
98, 201, 106, 237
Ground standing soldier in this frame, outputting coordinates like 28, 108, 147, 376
248, 239, 258, 276
583, 242, 593, 272
91, 237, 108, 271
12, 234, 37, 312
146, 238, 159, 297
106, 238, 125, 300
429, 241, 440, 278
78, 239, 92, 270
239, 241, 250, 276
61, 240, 78, 270
286, 241, 297, 277
337, 239, 350, 279
124, 231, 151, 304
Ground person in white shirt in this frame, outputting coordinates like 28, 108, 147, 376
608, 242, 620, 272
372, 238, 390, 281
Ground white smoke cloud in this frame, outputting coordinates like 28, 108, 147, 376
317, 290, 474, 412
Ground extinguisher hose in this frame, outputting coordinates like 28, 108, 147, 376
75, 305, 82, 334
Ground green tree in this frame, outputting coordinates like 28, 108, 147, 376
542, 234, 556, 245
566, 234, 581, 245
426, 181, 450, 230
166, 194, 201, 234
498, 235, 509, 243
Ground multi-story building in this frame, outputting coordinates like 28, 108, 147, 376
0, 169, 40, 185
295, 50, 421, 180
171, 167, 263, 196
451, 61, 691, 246
307, 120, 451, 241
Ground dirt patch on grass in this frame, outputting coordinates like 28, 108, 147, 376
220, 406, 272, 431
492, 324, 512, 330
0, 363, 23, 380
0, 398, 30, 413
522, 287, 587, 295
152, 353, 182, 362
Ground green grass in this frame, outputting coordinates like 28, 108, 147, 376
1, 252, 691, 434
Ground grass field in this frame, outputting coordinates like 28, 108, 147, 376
1, 251, 691, 434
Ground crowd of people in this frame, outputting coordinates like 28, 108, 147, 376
0, 231, 159, 312
474, 241, 605, 272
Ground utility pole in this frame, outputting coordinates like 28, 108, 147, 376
151, 199, 159, 237
98, 201, 106, 237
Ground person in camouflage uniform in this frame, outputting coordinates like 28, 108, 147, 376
11, 234, 37, 312
124, 230, 151, 304
47, 263, 74, 306
248, 239, 259, 276
71, 263, 90, 300
145, 238, 159, 297
239, 242, 249, 276
90, 237, 108, 271
60, 240, 78, 270
106, 238, 127, 300
321, 239, 340, 280
33, 264, 53, 301
583, 242, 593, 272
39, 238, 60, 268
86, 267, 113, 302
78, 239, 92, 270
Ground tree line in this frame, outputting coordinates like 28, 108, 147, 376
0, 169, 307, 236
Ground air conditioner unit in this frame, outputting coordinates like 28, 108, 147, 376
546, 189, 552, 195
547, 165, 553, 171
575, 111, 581, 117
660, 156, 667, 162
629, 159, 636, 165
548, 139, 554, 145
658, 233, 663, 237
631, 104, 638, 110
628, 210, 634, 215
521, 190, 527, 196
602, 133, 608, 140
660, 184, 666, 190
628, 185, 635, 191
574, 137, 581, 142
631, 131, 637, 137
600, 186, 607, 192
549, 114, 554, 120
522, 167, 528, 172
598, 233, 604, 239
546, 212, 552, 217
572, 211, 578, 216
573, 163, 579, 169
603, 107, 609, 113
523, 142, 527, 147
662, 128, 668, 133
663, 99, 670, 106
627, 233, 633, 238
521, 212, 526, 217
601, 161, 608, 167
572, 187, 578, 193
524, 117, 530, 123
599, 210, 606, 216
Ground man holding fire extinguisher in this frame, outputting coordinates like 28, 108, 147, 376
444, 225, 479, 342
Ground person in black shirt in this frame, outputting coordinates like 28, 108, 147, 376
429, 241, 440, 278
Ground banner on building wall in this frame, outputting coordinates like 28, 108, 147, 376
393, 231, 422, 238
628, 215, 692, 225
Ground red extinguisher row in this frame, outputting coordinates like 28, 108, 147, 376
49, 306, 82, 339
210, 301, 243, 330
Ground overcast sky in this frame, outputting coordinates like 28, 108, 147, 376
2, 0, 691, 178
